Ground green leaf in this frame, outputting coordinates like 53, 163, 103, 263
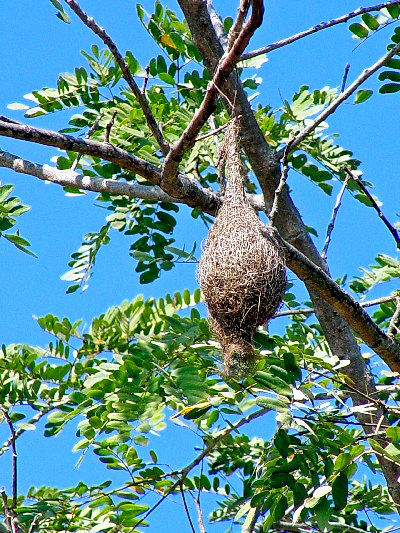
349, 23, 369, 38
0, 184, 14, 202
379, 83, 400, 93
354, 89, 373, 104
334, 452, 351, 471
332, 473, 348, 510
255, 396, 289, 412
158, 72, 176, 85
361, 13, 379, 30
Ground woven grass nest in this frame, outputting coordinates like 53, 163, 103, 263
198, 120, 287, 375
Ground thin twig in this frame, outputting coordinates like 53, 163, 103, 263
71, 111, 104, 171
141, 65, 150, 94
1, 409, 18, 509
388, 297, 400, 338
272, 294, 398, 319
341, 63, 351, 93
27, 515, 40, 533
134, 407, 268, 530
192, 495, 207, 533
63, 0, 169, 155
343, 166, 400, 249
242, 1, 400, 60
321, 174, 351, 260
195, 119, 232, 142
286, 39, 400, 153
160, 0, 264, 189
179, 482, 196, 533
268, 141, 291, 226
104, 110, 117, 144
0, 406, 53, 457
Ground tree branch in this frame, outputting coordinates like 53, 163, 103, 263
274, 230, 400, 373
63, 0, 169, 155
161, 0, 264, 190
0, 409, 17, 510
288, 40, 400, 152
171, 2, 400, 504
0, 148, 265, 213
0, 406, 53, 457
242, 1, 400, 60
388, 297, 400, 339
343, 166, 400, 249
0, 120, 220, 213
272, 294, 398, 319
321, 174, 351, 260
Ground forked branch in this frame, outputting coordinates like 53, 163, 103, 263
161, 0, 264, 189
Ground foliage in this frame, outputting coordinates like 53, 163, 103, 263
1, 1, 400, 532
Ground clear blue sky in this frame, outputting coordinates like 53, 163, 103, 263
0, 1, 399, 531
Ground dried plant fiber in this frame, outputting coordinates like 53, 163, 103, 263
198, 119, 286, 375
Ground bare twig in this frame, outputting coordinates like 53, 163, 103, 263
134, 407, 268, 530
341, 63, 351, 93
343, 166, 400, 249
71, 111, 104, 171
195, 119, 233, 142
1, 409, 17, 509
287, 40, 400, 153
63, 0, 169, 155
141, 65, 150, 94
388, 297, 400, 338
242, 1, 400, 60
160, 0, 264, 189
272, 294, 398, 319
0, 406, 53, 457
104, 110, 117, 144
268, 141, 291, 226
27, 515, 40, 533
179, 482, 196, 533
192, 495, 207, 533
321, 174, 351, 260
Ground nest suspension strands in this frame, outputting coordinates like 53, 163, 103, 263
198, 119, 287, 375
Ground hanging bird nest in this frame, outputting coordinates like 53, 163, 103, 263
197, 119, 287, 375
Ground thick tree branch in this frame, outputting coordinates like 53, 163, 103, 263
242, 1, 400, 60
0, 148, 265, 212
289, 40, 400, 152
63, 0, 169, 155
275, 231, 400, 373
0, 120, 221, 214
273, 294, 398, 319
161, 0, 264, 190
